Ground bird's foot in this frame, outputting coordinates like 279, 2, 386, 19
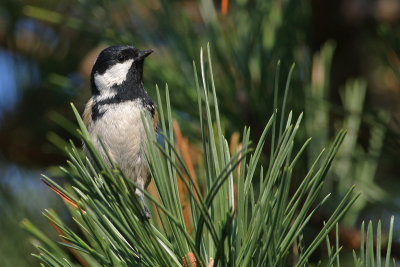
136, 188, 151, 220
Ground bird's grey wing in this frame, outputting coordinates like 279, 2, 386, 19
145, 102, 159, 130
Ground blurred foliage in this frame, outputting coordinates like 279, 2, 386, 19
1, 0, 400, 265
0, 0, 312, 166
0, 164, 63, 266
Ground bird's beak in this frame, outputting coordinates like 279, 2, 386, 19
137, 49, 153, 61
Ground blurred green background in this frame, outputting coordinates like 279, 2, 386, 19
0, 0, 400, 265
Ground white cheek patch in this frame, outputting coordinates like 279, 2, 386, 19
94, 59, 134, 92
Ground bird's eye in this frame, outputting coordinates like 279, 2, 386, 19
117, 54, 125, 62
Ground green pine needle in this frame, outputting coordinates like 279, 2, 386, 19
23, 47, 396, 267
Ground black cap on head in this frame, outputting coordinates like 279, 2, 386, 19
90, 45, 153, 96
92, 45, 137, 75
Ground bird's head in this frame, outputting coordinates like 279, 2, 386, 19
90, 45, 153, 97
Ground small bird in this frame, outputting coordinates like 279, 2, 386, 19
82, 45, 158, 218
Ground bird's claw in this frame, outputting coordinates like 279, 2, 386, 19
137, 191, 151, 220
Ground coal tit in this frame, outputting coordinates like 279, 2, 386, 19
83, 45, 158, 218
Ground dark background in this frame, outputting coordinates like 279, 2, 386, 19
0, 0, 399, 265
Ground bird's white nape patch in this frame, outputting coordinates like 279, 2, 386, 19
94, 59, 134, 93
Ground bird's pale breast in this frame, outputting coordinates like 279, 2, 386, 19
86, 99, 151, 188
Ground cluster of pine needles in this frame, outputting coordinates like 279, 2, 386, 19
22, 46, 395, 266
